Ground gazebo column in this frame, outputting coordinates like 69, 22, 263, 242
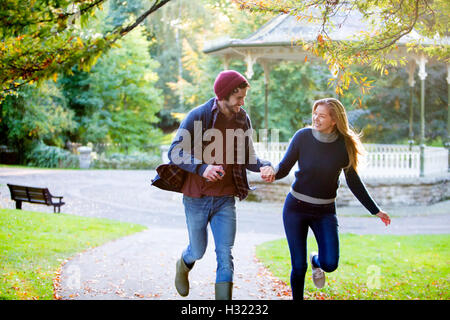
406, 61, 416, 162
244, 51, 258, 118
416, 55, 427, 177
261, 60, 271, 132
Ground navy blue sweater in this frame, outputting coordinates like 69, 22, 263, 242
275, 128, 380, 215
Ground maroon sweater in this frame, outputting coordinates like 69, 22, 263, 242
181, 111, 238, 197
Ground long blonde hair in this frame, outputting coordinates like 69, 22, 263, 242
312, 98, 365, 172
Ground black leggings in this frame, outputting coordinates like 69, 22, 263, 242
282, 193, 339, 300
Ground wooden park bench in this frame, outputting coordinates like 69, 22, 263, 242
7, 184, 65, 213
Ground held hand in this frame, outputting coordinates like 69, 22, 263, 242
376, 211, 391, 227
202, 165, 225, 182
260, 166, 275, 183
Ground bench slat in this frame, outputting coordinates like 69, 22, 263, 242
10, 186, 27, 190
27, 188, 47, 193
27, 192, 47, 198
25, 199, 47, 204
11, 190, 28, 195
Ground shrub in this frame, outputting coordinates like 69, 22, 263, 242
25, 142, 79, 168
91, 152, 161, 169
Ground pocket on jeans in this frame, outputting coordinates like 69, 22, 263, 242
222, 196, 236, 208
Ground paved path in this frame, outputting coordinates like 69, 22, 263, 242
1, 167, 449, 300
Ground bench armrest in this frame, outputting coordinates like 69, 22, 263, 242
51, 196, 64, 203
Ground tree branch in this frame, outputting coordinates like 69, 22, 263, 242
1, 0, 173, 96
119, 0, 172, 37
1, 0, 108, 30
39, 0, 107, 23
364, 0, 420, 52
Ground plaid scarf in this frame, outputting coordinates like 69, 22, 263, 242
211, 99, 250, 201
152, 99, 252, 201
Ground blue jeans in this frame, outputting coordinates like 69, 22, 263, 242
283, 193, 339, 300
182, 195, 236, 283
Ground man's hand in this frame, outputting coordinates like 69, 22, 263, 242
203, 165, 225, 182
260, 166, 275, 183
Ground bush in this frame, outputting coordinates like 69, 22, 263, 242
91, 152, 161, 169
25, 142, 79, 168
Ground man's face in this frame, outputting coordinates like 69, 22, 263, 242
223, 87, 248, 114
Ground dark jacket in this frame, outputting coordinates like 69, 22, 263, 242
151, 97, 271, 200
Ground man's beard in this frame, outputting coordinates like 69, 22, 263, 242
225, 102, 240, 114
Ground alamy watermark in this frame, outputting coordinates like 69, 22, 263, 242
169, 120, 280, 165
66, 264, 81, 290
366, 265, 381, 289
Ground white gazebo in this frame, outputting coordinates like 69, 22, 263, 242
203, 10, 449, 177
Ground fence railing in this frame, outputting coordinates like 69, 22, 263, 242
253, 142, 449, 178
160, 142, 448, 178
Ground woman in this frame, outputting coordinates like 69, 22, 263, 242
272, 98, 391, 300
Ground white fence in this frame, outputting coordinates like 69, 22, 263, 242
160, 142, 449, 178
253, 142, 449, 178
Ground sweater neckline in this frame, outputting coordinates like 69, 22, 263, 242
311, 128, 339, 143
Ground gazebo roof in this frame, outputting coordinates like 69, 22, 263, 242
203, 11, 441, 62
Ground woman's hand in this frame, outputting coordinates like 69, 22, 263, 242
376, 211, 391, 226
260, 166, 275, 182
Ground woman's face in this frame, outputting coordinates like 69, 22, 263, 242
313, 103, 336, 134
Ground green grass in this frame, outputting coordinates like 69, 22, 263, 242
256, 234, 450, 300
0, 164, 79, 170
0, 208, 146, 300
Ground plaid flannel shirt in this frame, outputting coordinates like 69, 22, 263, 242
151, 98, 270, 201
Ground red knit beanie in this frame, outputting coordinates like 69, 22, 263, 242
213, 70, 248, 100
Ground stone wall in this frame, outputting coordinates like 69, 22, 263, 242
246, 172, 450, 206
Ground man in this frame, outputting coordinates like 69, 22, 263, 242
151, 70, 275, 300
